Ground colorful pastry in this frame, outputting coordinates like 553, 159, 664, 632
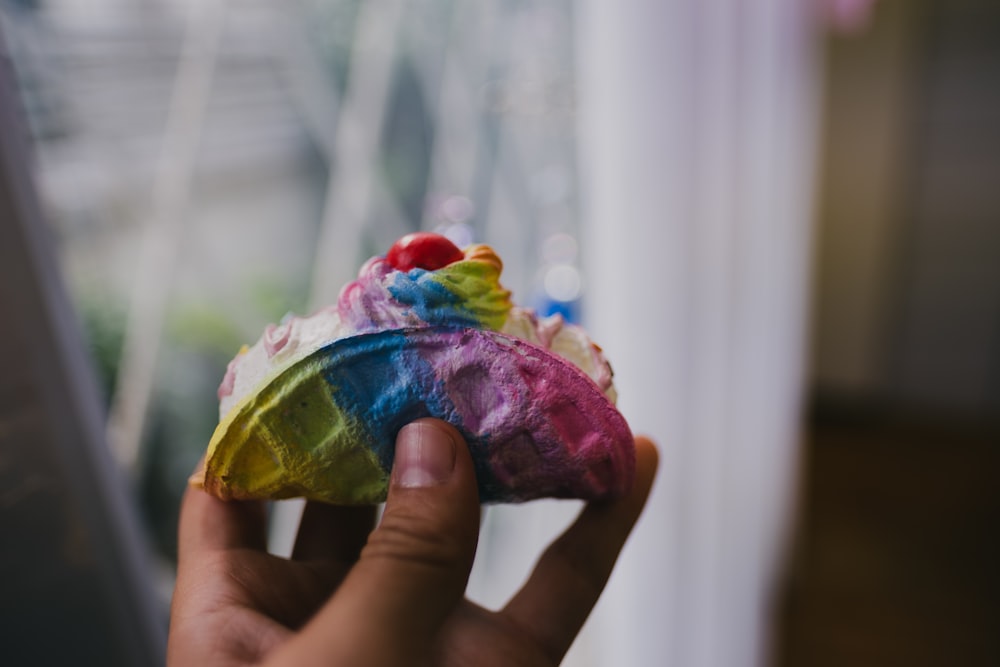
192, 233, 633, 504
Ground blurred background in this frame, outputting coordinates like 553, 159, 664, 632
0, 0, 997, 665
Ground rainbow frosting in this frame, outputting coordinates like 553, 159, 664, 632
194, 234, 633, 504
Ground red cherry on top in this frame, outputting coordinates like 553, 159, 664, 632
386, 232, 465, 271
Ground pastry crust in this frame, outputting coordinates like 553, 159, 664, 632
194, 327, 633, 504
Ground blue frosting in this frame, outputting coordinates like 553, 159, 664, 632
386, 270, 483, 329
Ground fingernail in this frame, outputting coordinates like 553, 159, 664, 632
393, 422, 456, 488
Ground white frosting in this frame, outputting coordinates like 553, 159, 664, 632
219, 306, 346, 418
501, 307, 617, 403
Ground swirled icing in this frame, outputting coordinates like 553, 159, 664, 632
217, 241, 614, 418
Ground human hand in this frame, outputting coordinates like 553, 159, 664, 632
167, 419, 658, 666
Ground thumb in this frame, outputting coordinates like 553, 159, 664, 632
272, 419, 481, 666
359, 418, 481, 623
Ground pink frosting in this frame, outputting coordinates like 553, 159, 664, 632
336, 257, 424, 332
217, 354, 241, 400
263, 322, 293, 358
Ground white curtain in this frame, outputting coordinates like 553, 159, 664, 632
572, 1, 820, 665
471, 2, 821, 667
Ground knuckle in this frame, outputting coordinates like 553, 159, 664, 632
362, 512, 471, 573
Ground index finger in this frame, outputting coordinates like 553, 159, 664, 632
177, 480, 268, 564
501, 436, 659, 663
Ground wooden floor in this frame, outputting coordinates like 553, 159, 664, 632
775, 416, 1000, 667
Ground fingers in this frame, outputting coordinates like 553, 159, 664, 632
267, 419, 481, 666
292, 502, 377, 562
177, 479, 268, 563
502, 435, 659, 663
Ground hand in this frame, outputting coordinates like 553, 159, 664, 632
168, 419, 658, 666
